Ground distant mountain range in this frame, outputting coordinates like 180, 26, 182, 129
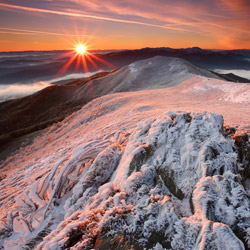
0, 47, 250, 84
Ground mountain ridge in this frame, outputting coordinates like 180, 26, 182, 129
0, 56, 221, 153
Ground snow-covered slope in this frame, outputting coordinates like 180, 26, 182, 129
0, 56, 220, 150
76, 56, 221, 99
0, 58, 250, 249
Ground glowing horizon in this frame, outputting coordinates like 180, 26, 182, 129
0, 0, 250, 51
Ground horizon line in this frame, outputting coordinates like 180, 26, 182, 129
1, 46, 249, 53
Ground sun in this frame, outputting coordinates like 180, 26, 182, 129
57, 36, 113, 76
76, 44, 87, 55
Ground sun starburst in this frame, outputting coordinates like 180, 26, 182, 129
76, 44, 87, 55
55, 26, 114, 77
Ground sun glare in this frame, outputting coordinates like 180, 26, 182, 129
76, 44, 87, 55
57, 33, 114, 77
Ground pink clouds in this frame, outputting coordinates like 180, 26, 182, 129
0, 0, 250, 49
0, 3, 184, 31
221, 0, 250, 12
75, 0, 250, 48
59, 0, 250, 42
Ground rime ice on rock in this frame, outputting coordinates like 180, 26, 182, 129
1, 111, 249, 250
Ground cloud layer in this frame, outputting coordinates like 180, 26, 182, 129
0, 82, 50, 102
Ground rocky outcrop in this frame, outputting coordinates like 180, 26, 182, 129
1, 112, 249, 249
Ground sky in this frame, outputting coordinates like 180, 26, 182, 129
0, 0, 250, 51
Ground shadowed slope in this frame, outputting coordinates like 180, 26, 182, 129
0, 72, 111, 149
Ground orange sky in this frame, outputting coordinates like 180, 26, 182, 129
0, 0, 250, 51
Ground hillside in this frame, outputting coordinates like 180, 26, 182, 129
0, 57, 250, 249
0, 72, 111, 150
0, 57, 220, 152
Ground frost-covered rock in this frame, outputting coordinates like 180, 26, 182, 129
1, 112, 249, 250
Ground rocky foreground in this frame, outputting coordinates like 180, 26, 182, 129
0, 111, 249, 250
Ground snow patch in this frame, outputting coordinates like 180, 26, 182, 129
182, 76, 250, 103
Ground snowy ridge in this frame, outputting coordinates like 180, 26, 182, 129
1, 111, 249, 249
79, 56, 221, 97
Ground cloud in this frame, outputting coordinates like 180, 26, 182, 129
0, 27, 94, 37
221, 0, 250, 12
215, 69, 250, 80
1, 0, 250, 49
69, 0, 226, 25
0, 3, 190, 31
0, 82, 51, 102
68, 0, 250, 48
48, 71, 101, 83
0, 71, 103, 102
0, 1, 238, 37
